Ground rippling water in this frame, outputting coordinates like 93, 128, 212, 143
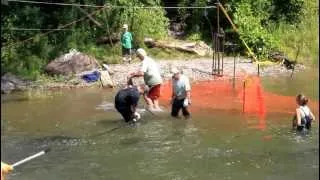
1, 69, 318, 180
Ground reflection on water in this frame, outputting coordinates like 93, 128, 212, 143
1, 69, 319, 180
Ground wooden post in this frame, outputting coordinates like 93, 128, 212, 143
257, 63, 260, 76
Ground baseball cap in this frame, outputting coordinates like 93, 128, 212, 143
122, 24, 128, 29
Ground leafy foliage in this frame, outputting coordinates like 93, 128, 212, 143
0, 0, 317, 79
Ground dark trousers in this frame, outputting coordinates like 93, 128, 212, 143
115, 106, 133, 122
171, 98, 190, 118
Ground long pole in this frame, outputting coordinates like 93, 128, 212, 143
242, 80, 246, 113
12, 148, 50, 168
233, 49, 236, 88
217, 3, 258, 62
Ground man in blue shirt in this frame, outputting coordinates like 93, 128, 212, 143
171, 67, 192, 119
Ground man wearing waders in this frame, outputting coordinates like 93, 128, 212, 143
121, 24, 133, 63
114, 84, 145, 123
170, 67, 191, 119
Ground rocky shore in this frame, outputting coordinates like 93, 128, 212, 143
1, 57, 307, 94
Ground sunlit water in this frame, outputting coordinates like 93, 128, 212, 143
1, 69, 319, 180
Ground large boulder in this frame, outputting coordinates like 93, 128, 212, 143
45, 49, 100, 76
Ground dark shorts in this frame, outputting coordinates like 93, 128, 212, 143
122, 48, 131, 56
115, 106, 133, 122
171, 98, 190, 118
147, 84, 161, 100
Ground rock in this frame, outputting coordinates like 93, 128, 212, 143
45, 49, 100, 76
100, 70, 114, 88
1, 80, 15, 94
1, 73, 28, 94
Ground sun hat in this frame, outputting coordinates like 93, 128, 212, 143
136, 48, 147, 57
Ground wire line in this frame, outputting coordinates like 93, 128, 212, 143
7, 0, 216, 9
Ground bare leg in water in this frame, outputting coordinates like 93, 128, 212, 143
152, 99, 161, 110
144, 94, 154, 110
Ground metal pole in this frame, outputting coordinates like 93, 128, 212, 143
217, 2, 220, 75
257, 64, 260, 76
221, 33, 224, 76
242, 80, 246, 113
233, 48, 236, 88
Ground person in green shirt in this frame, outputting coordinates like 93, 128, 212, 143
121, 24, 133, 63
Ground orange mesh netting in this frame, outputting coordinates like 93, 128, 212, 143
159, 75, 318, 130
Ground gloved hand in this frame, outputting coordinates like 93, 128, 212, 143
134, 112, 141, 120
1, 162, 13, 180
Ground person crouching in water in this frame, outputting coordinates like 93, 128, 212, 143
171, 67, 191, 119
115, 84, 146, 123
292, 94, 315, 131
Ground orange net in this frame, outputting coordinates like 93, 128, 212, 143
159, 75, 319, 129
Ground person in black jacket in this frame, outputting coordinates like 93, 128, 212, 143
115, 84, 146, 123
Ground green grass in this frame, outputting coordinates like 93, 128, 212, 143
271, 0, 319, 66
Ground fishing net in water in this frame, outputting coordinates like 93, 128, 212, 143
159, 75, 318, 118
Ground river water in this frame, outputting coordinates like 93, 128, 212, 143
1, 69, 319, 180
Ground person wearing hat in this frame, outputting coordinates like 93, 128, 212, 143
121, 24, 133, 63
171, 67, 191, 119
1, 161, 13, 180
128, 48, 163, 111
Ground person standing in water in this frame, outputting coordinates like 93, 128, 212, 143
115, 84, 145, 123
128, 48, 163, 111
292, 94, 315, 131
1, 161, 13, 180
121, 24, 133, 63
170, 67, 191, 119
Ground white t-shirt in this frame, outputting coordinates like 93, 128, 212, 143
172, 75, 191, 100
140, 56, 162, 87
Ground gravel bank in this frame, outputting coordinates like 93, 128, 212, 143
108, 57, 307, 87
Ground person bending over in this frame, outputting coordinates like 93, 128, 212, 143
292, 94, 315, 131
171, 67, 191, 119
115, 85, 145, 123
128, 48, 163, 111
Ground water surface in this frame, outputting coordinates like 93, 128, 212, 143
1, 69, 318, 180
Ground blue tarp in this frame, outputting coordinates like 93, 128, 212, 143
82, 71, 100, 83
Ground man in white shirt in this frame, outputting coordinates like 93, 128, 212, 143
128, 48, 163, 111
171, 67, 191, 119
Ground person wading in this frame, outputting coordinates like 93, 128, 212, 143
170, 67, 191, 119
115, 84, 145, 123
292, 94, 315, 131
128, 48, 163, 111
121, 24, 133, 63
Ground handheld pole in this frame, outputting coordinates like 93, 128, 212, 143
12, 148, 50, 168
